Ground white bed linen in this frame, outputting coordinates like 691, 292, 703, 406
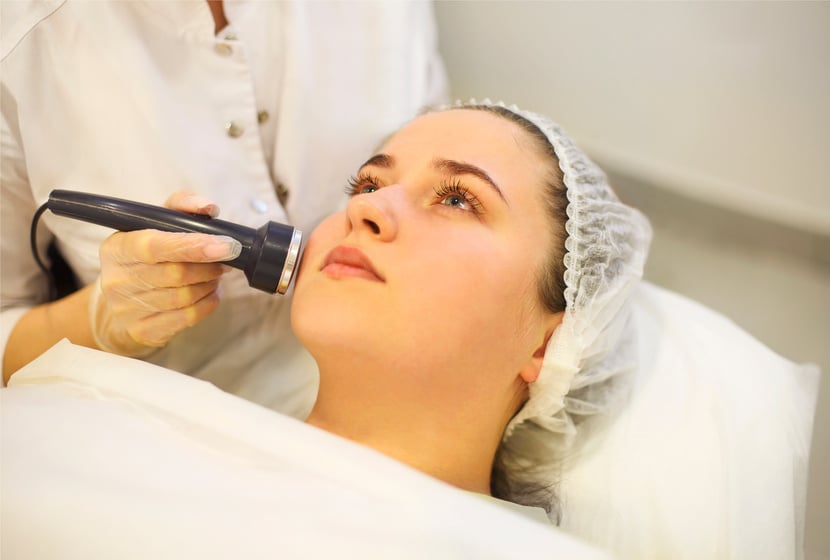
0, 340, 608, 560
558, 283, 820, 560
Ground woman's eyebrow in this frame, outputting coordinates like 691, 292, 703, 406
433, 158, 507, 204
359, 153, 395, 169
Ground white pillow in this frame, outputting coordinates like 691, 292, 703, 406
558, 282, 820, 560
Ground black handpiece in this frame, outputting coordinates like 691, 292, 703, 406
46, 190, 302, 294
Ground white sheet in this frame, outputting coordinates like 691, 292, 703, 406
1, 340, 608, 560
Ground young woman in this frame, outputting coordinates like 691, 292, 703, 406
291, 101, 651, 512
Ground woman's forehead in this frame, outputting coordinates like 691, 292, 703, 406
379, 110, 548, 189
390, 109, 525, 147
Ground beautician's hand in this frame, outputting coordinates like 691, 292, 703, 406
90, 191, 241, 357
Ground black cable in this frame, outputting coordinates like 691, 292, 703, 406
30, 202, 57, 301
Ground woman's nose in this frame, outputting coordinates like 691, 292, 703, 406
344, 189, 399, 242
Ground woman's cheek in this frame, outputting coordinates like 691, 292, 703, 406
295, 215, 343, 281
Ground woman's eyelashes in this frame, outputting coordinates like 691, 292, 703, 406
432, 179, 484, 214
345, 173, 485, 216
345, 172, 382, 196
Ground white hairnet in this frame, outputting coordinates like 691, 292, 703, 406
455, 100, 653, 518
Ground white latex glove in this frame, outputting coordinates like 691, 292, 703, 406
90, 191, 241, 357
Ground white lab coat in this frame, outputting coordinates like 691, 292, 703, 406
0, 0, 448, 414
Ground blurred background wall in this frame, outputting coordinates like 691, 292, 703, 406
433, 2, 829, 558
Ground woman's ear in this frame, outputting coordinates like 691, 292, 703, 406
518, 313, 563, 383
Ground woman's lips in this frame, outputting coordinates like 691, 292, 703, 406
321, 246, 385, 282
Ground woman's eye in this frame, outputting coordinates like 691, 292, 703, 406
356, 184, 378, 194
440, 194, 469, 210
434, 180, 484, 215
345, 174, 381, 196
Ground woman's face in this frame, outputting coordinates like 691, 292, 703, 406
291, 109, 558, 397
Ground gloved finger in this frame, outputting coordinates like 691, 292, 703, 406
125, 291, 222, 347
110, 279, 222, 313
103, 261, 226, 294
164, 190, 220, 217
102, 229, 242, 264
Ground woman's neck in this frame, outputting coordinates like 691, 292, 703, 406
305, 365, 522, 495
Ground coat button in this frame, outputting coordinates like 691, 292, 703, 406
250, 198, 269, 213
225, 121, 244, 138
257, 110, 270, 124
214, 43, 233, 56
